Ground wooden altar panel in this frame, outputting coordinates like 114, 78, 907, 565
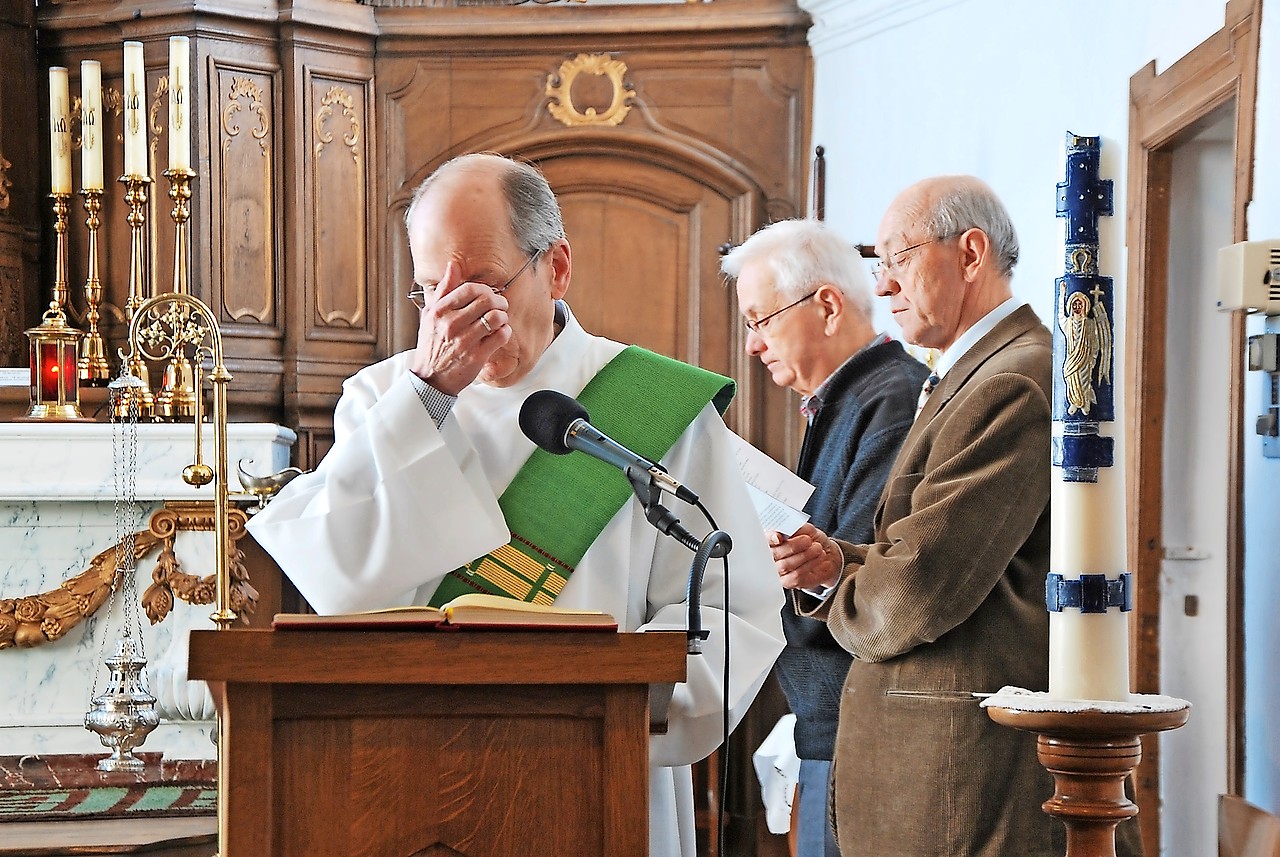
213, 64, 277, 327
274, 689, 608, 857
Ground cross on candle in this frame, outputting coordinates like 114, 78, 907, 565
168, 36, 191, 172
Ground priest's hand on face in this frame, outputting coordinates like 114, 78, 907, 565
411, 261, 511, 395
768, 523, 844, 592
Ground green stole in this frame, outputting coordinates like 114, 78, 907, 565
428, 346, 734, 607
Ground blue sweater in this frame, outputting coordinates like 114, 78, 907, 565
776, 338, 929, 760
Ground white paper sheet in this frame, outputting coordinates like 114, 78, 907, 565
728, 431, 814, 536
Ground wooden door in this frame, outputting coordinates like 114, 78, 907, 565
535, 152, 797, 467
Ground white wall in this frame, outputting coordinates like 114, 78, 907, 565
796, 0, 1280, 850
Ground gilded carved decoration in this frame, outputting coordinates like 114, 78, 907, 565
103, 86, 124, 144
69, 88, 123, 149
222, 77, 270, 157
314, 85, 361, 166
144, 503, 257, 625
1, 531, 161, 649
545, 53, 635, 128
149, 76, 169, 141
0, 152, 11, 211
0, 503, 256, 650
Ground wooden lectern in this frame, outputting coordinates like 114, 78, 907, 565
188, 628, 687, 857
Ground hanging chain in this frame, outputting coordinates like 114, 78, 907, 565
90, 371, 145, 704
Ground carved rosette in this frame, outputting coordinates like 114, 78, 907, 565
545, 53, 636, 128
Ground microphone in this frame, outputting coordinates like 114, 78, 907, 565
519, 388, 731, 655
518, 390, 700, 504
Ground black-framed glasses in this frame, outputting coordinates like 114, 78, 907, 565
743, 289, 819, 334
407, 249, 542, 310
873, 237, 943, 282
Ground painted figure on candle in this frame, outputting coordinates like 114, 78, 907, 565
1059, 286, 1112, 415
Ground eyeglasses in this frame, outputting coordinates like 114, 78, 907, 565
873, 237, 944, 282
407, 250, 542, 310
743, 289, 818, 334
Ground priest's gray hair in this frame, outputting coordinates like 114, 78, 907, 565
920, 179, 1020, 278
720, 218, 874, 319
405, 153, 566, 255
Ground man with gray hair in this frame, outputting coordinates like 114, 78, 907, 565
770, 176, 1141, 855
249, 153, 786, 857
722, 219, 927, 857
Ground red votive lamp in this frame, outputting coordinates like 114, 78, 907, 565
23, 310, 87, 420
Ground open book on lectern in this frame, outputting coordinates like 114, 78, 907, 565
272, 592, 618, 631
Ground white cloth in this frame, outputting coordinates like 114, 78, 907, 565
752, 713, 800, 834
248, 303, 786, 857
980, 686, 1192, 714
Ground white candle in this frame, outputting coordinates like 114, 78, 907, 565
1046, 133, 1130, 702
123, 41, 148, 178
48, 67, 72, 194
167, 36, 191, 172
80, 61, 104, 191
1048, 451, 1131, 700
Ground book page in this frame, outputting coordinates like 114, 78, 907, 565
443, 592, 608, 616
442, 593, 616, 630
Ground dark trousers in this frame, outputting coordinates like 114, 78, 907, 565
797, 758, 840, 857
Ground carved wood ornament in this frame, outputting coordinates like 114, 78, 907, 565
222, 77, 270, 156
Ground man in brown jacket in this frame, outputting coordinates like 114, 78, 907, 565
770, 175, 1141, 856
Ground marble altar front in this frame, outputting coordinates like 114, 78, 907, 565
0, 422, 295, 762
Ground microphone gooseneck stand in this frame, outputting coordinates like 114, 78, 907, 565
625, 468, 731, 655
625, 462, 734, 857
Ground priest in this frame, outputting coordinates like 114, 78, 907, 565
248, 152, 785, 857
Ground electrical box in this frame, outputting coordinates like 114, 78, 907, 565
1216, 240, 1280, 313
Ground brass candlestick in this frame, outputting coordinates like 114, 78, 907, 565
114, 175, 154, 419
122, 291, 237, 629
22, 192, 87, 421
155, 167, 197, 420
78, 188, 111, 384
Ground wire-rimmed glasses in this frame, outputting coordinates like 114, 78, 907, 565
408, 249, 542, 310
743, 289, 819, 334
872, 237, 944, 282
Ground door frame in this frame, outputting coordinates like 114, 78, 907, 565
1125, 0, 1261, 849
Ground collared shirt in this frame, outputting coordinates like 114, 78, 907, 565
930, 296, 1023, 386
800, 333, 891, 424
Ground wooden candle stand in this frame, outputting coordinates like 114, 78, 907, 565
987, 705, 1189, 857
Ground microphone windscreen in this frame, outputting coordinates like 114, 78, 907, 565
519, 390, 590, 455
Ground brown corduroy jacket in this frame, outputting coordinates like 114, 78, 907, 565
800, 305, 1142, 857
